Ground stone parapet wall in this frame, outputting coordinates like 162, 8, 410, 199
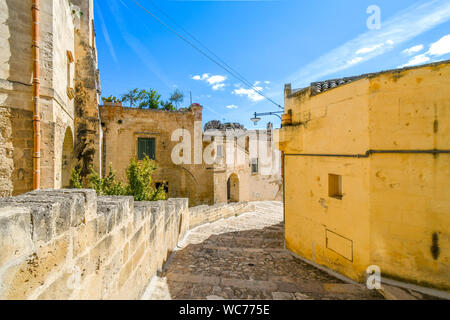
0, 190, 260, 299
0, 189, 189, 299
189, 202, 255, 229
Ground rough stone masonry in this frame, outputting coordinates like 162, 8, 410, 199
0, 189, 254, 299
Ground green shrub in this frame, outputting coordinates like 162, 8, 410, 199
70, 167, 84, 189
70, 156, 166, 201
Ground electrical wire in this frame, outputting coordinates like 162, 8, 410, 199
131, 0, 283, 109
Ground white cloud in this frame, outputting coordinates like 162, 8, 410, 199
400, 54, 431, 67
347, 57, 363, 65
192, 73, 210, 81
264, 81, 271, 84
356, 44, 384, 55
428, 34, 450, 56
226, 104, 238, 109
206, 75, 227, 85
287, 0, 450, 88
212, 83, 225, 91
403, 44, 424, 55
232, 87, 264, 102
399, 34, 450, 67
191, 73, 227, 90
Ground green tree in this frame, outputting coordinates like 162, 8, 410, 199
169, 89, 184, 108
120, 88, 161, 109
101, 95, 119, 104
125, 157, 165, 201
137, 89, 161, 109
160, 100, 176, 111
120, 88, 140, 107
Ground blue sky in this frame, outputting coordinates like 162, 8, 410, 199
95, 0, 450, 128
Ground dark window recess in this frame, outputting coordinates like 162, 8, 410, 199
138, 138, 156, 160
328, 174, 343, 199
251, 158, 259, 174
155, 182, 169, 194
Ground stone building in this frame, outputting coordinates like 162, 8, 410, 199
100, 103, 213, 207
0, 0, 281, 206
100, 103, 282, 207
0, 0, 101, 196
277, 60, 450, 290
203, 121, 282, 204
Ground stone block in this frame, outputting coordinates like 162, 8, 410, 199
89, 234, 112, 272
73, 219, 97, 258
96, 214, 107, 239
97, 196, 133, 227
132, 241, 146, 270
74, 252, 94, 283
26, 188, 96, 224
0, 235, 70, 299
0, 206, 34, 266
36, 272, 74, 300
118, 259, 133, 289
97, 203, 117, 234
0, 199, 58, 243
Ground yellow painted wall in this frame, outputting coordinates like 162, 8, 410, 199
280, 61, 450, 289
367, 63, 450, 290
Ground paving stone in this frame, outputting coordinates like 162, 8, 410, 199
272, 292, 295, 300
143, 202, 383, 300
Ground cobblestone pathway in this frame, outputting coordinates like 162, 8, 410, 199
143, 202, 383, 300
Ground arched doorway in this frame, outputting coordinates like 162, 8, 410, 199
227, 173, 239, 203
61, 127, 74, 188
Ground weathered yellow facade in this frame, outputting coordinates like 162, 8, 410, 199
278, 61, 450, 290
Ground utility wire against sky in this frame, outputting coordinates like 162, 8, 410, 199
146, 0, 271, 104
131, 0, 284, 110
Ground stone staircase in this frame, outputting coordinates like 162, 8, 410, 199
142, 201, 383, 300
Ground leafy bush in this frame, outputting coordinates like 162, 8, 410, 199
101, 95, 120, 104
70, 156, 166, 201
119, 88, 184, 110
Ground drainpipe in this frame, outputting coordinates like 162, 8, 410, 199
32, 0, 41, 189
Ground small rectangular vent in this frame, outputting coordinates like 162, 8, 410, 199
326, 229, 353, 261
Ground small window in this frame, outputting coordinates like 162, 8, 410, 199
217, 145, 223, 158
329, 174, 343, 199
251, 158, 259, 174
138, 138, 155, 160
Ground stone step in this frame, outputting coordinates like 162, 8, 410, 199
147, 273, 380, 300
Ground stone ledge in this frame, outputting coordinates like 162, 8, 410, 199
0, 190, 190, 300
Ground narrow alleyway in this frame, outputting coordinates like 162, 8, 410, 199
142, 202, 382, 300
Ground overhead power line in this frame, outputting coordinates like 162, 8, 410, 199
131, 0, 284, 110
146, 0, 265, 99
